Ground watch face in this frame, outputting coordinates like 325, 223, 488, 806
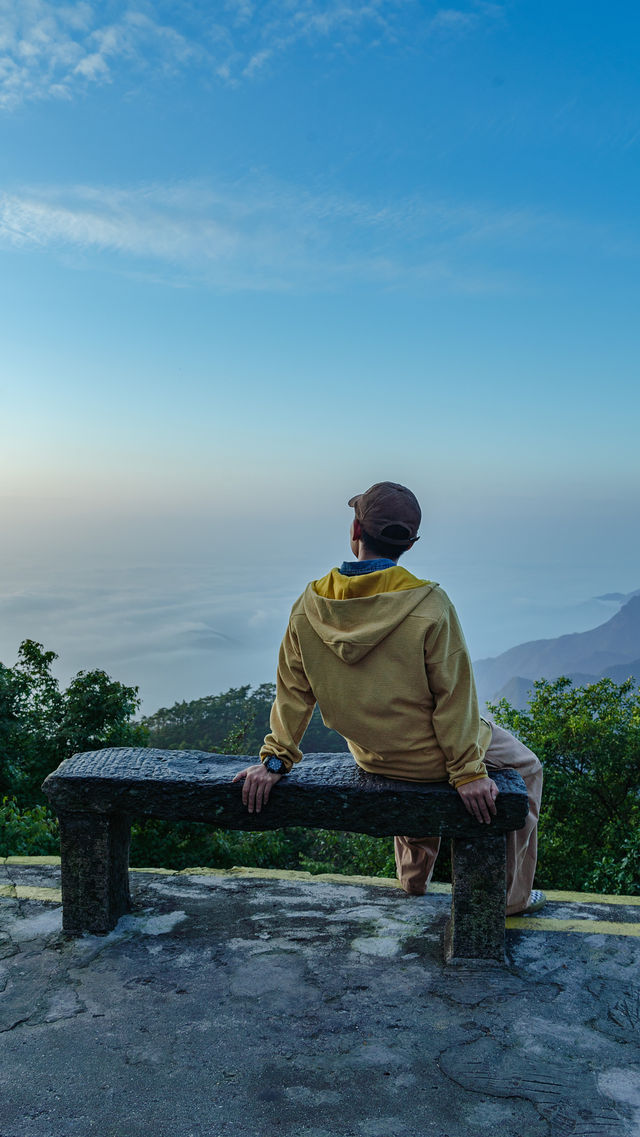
266, 756, 284, 773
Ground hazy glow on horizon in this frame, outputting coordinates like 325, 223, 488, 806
1, 0, 639, 709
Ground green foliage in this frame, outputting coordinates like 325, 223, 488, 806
584, 829, 640, 894
489, 676, 640, 892
0, 797, 59, 857
130, 819, 397, 879
143, 684, 346, 755
297, 830, 397, 877
0, 639, 147, 808
130, 818, 296, 871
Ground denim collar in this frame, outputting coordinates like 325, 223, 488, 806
338, 558, 397, 576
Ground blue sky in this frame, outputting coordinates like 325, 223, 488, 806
1, 1, 639, 710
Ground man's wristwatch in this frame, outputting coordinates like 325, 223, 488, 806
263, 755, 287, 775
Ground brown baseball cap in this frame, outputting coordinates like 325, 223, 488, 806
348, 481, 421, 545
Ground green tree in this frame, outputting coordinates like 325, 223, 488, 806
0, 641, 62, 805
490, 676, 640, 892
61, 668, 145, 758
0, 639, 147, 808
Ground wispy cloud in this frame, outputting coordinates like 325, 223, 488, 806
0, 0, 497, 108
0, 0, 198, 109
0, 174, 618, 295
204, 1, 501, 83
225, 0, 404, 79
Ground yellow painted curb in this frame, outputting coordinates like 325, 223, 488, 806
2, 858, 639, 906
543, 889, 640, 907
0, 884, 62, 902
4, 856, 61, 866
199, 866, 453, 892
130, 866, 177, 875
16, 886, 62, 903
214, 866, 406, 887
129, 864, 408, 887
506, 916, 640, 937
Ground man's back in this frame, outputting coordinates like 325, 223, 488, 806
262, 564, 490, 787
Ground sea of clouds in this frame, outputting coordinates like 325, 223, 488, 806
0, 544, 628, 715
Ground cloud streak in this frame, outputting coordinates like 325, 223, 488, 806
0, 175, 627, 294
0, 0, 496, 108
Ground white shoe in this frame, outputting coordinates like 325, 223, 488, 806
515, 889, 546, 915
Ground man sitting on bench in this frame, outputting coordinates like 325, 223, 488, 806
234, 481, 544, 916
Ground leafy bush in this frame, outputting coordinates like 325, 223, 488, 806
490, 676, 640, 892
585, 830, 640, 894
297, 829, 397, 877
130, 818, 295, 871
0, 797, 59, 857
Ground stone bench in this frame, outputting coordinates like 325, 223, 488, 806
42, 748, 529, 964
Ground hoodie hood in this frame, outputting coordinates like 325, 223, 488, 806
303, 566, 437, 664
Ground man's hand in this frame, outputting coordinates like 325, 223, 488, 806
232, 763, 282, 814
456, 776, 499, 824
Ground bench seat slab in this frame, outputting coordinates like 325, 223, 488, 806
44, 749, 528, 837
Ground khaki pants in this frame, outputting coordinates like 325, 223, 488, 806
394, 723, 543, 916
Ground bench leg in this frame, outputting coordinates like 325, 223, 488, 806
58, 811, 131, 935
444, 832, 506, 965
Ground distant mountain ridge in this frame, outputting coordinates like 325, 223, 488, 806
474, 591, 640, 709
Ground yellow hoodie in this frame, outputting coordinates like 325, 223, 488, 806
260, 565, 490, 787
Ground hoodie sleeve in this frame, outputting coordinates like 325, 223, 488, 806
260, 620, 317, 772
424, 601, 488, 788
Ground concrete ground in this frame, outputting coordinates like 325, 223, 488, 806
1, 857, 639, 1137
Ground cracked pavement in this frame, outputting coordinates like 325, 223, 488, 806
1, 859, 639, 1137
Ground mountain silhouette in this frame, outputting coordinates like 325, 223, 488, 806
474, 593, 640, 709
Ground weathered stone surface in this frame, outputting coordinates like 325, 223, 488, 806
43, 748, 528, 838
438, 1036, 631, 1135
2, 863, 639, 1137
